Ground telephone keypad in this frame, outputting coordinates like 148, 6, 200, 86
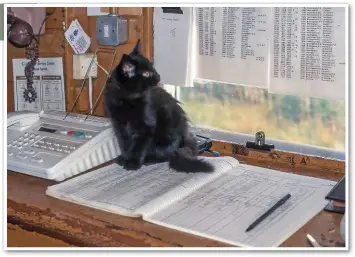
8, 133, 81, 164
31, 137, 80, 155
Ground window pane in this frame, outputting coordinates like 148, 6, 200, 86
178, 80, 345, 151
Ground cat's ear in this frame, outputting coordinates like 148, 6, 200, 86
120, 54, 135, 78
131, 39, 141, 54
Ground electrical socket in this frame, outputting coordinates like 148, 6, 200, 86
73, 54, 98, 80
96, 15, 128, 46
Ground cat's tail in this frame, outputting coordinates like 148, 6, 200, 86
169, 147, 214, 173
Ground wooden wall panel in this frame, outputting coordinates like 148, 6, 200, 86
7, 7, 154, 115
117, 7, 143, 16
45, 7, 64, 29
142, 8, 154, 62
125, 15, 141, 44
65, 7, 153, 116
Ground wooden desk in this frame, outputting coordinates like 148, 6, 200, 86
7, 141, 346, 247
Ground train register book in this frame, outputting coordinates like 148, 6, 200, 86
46, 156, 336, 247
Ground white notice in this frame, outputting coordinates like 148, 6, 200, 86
269, 7, 346, 100
154, 7, 194, 87
13, 57, 66, 112
195, 7, 271, 88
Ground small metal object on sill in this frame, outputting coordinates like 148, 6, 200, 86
246, 131, 274, 151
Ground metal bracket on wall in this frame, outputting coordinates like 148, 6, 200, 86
64, 47, 117, 120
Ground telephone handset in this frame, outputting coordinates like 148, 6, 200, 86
7, 111, 40, 131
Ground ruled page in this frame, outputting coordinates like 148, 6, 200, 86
146, 164, 336, 247
46, 156, 239, 217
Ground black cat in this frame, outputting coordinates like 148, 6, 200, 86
104, 40, 214, 173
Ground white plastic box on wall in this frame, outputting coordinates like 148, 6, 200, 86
73, 54, 98, 80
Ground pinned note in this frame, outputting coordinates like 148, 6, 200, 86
65, 19, 91, 54
153, 7, 194, 87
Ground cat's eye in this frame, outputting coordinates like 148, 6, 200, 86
142, 71, 151, 78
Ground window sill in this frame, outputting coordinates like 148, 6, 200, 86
191, 124, 345, 161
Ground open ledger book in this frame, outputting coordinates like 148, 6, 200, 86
46, 156, 336, 247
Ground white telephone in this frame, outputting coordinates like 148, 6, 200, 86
7, 110, 120, 181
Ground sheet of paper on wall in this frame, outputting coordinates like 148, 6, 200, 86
64, 19, 91, 54
87, 7, 109, 16
13, 57, 66, 112
269, 7, 346, 100
194, 7, 272, 88
153, 7, 194, 87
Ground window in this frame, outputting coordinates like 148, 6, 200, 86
159, 7, 346, 160
162, 81, 345, 160
179, 81, 345, 151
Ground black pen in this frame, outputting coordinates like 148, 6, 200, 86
245, 193, 291, 232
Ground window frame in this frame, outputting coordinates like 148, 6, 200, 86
191, 125, 345, 161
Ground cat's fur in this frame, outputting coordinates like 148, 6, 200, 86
104, 40, 214, 173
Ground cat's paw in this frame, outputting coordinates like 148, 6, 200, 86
123, 158, 143, 170
115, 155, 126, 166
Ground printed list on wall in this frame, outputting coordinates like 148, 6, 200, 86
270, 7, 346, 99
195, 7, 271, 88
194, 7, 346, 100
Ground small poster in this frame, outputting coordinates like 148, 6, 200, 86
13, 57, 66, 112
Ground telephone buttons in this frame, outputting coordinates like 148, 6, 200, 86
23, 150, 36, 155
16, 153, 27, 160
31, 156, 43, 163
67, 130, 88, 138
